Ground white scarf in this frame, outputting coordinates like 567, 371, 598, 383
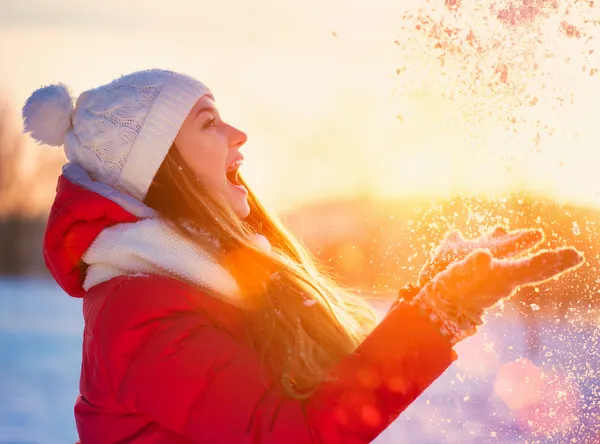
63, 163, 269, 309
82, 218, 252, 306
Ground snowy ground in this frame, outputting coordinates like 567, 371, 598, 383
0, 278, 598, 444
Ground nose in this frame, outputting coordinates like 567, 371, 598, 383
229, 125, 247, 149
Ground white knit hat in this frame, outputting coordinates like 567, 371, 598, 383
22, 69, 212, 200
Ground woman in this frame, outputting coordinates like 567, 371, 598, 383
23, 69, 582, 443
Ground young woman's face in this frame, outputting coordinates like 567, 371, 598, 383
174, 95, 250, 218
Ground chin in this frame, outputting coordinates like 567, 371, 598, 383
224, 181, 251, 218
234, 201, 251, 219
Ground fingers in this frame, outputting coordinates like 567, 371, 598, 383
419, 227, 544, 288
471, 247, 585, 307
418, 230, 466, 286
421, 244, 584, 318
441, 227, 544, 260
500, 247, 584, 288
433, 230, 467, 261
481, 228, 544, 259
442, 229, 464, 245
435, 249, 493, 296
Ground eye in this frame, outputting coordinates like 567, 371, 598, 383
203, 117, 217, 129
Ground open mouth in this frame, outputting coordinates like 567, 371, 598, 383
226, 157, 244, 187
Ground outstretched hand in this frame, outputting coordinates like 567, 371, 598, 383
418, 226, 545, 287
399, 227, 546, 302
422, 245, 584, 328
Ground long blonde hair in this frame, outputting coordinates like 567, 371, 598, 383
145, 147, 377, 398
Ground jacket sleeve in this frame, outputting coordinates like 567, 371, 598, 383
101, 278, 456, 444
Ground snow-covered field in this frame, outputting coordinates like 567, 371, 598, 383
0, 278, 598, 443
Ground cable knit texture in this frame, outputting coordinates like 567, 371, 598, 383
23, 69, 212, 200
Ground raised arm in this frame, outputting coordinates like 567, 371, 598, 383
99, 277, 456, 444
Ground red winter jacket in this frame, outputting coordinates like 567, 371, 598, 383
44, 174, 457, 444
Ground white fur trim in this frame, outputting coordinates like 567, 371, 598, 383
82, 218, 244, 307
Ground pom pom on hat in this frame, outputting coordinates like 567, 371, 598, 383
21, 70, 210, 200
22, 83, 74, 147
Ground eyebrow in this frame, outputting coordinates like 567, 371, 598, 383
194, 106, 218, 122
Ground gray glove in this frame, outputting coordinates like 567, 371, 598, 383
418, 226, 545, 288
413, 242, 584, 343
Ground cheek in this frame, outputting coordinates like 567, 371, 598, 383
175, 132, 226, 187
190, 150, 223, 183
